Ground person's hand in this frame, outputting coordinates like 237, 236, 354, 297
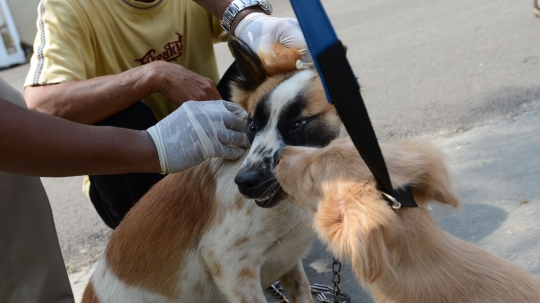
147, 100, 249, 174
234, 13, 312, 62
146, 61, 222, 106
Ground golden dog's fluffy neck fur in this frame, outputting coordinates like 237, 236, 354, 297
277, 137, 540, 303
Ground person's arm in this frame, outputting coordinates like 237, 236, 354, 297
24, 61, 221, 125
0, 98, 159, 177
0, 98, 248, 177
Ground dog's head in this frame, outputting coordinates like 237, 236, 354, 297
229, 38, 344, 208
275, 137, 460, 283
275, 137, 460, 212
274, 137, 374, 212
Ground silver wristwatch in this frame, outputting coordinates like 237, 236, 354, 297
221, 0, 273, 33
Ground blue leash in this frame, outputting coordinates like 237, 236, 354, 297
289, 0, 418, 209
289, 0, 339, 104
288, 2, 418, 302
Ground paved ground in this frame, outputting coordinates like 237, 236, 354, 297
1, 0, 539, 302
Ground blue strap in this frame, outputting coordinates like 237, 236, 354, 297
289, 0, 338, 104
289, 0, 418, 209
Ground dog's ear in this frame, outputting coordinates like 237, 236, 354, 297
229, 37, 267, 94
315, 182, 394, 284
382, 140, 460, 208
411, 143, 459, 208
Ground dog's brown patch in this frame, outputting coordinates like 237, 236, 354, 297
239, 253, 248, 262
259, 44, 301, 76
302, 76, 336, 116
234, 194, 244, 210
239, 267, 256, 280
234, 236, 249, 247
209, 260, 223, 278
279, 263, 311, 302
105, 160, 217, 297
81, 281, 99, 303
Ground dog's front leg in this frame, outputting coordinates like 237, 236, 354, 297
212, 264, 268, 303
279, 260, 313, 303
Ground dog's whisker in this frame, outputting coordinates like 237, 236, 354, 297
260, 183, 278, 197
259, 181, 280, 197
257, 177, 277, 189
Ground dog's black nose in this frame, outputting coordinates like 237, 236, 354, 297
273, 148, 283, 166
235, 170, 260, 192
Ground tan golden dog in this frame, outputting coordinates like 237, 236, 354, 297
275, 136, 540, 303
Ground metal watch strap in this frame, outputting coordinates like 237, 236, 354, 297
221, 0, 273, 33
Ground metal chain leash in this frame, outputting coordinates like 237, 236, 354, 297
267, 282, 290, 303
265, 256, 351, 303
311, 284, 351, 303
330, 257, 351, 303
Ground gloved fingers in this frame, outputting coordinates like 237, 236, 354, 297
217, 129, 249, 147
218, 145, 247, 160
274, 18, 313, 63
219, 110, 247, 133
237, 14, 313, 64
221, 100, 248, 120
146, 99, 249, 174
182, 100, 243, 132
299, 49, 313, 63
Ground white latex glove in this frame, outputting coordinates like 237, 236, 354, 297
235, 13, 312, 62
147, 100, 249, 174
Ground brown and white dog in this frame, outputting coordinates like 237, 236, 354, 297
82, 39, 346, 302
275, 136, 540, 303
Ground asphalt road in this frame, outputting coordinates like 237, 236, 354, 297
1, 0, 539, 301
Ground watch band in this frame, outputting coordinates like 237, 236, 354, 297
221, 0, 273, 33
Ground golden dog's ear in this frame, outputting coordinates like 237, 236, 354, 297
382, 140, 460, 208
315, 182, 394, 284
413, 148, 459, 208
229, 37, 267, 94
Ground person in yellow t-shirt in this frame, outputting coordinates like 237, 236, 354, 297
23, 0, 309, 229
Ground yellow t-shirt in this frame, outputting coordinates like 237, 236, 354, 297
25, 0, 228, 120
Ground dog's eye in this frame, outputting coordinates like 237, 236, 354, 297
247, 120, 258, 133
289, 119, 307, 131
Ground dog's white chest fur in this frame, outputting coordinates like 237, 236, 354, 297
88, 157, 314, 303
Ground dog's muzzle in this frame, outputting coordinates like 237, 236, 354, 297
235, 167, 284, 208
